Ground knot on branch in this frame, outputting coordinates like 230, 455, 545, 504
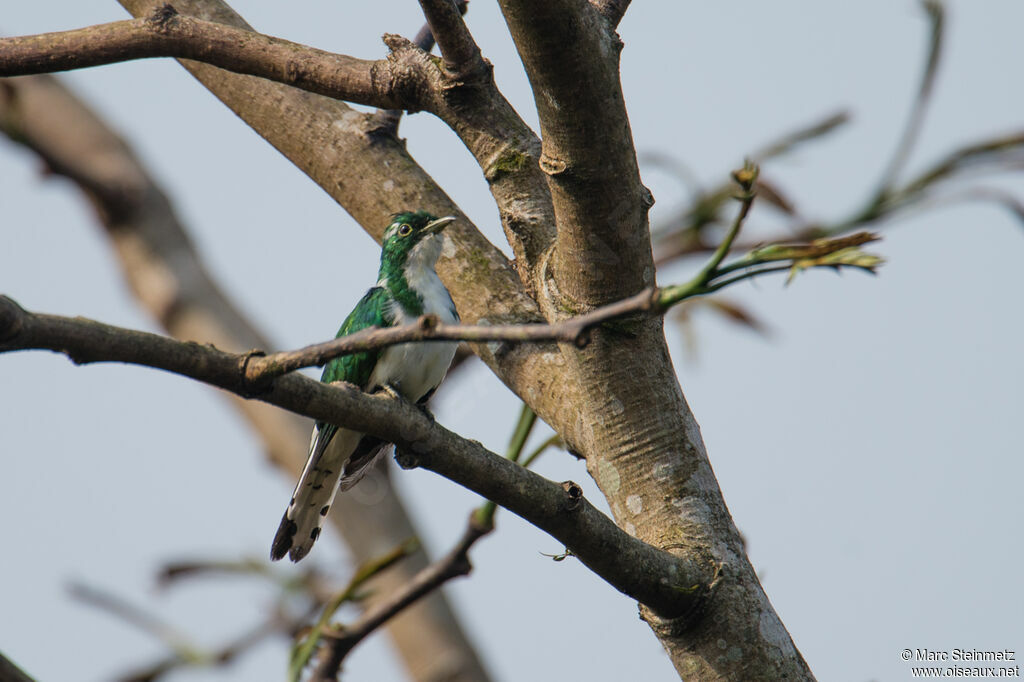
238, 349, 269, 396
0, 296, 25, 342
393, 446, 421, 470
560, 480, 583, 512
417, 313, 440, 333
147, 3, 180, 32
571, 327, 592, 349
641, 185, 655, 210
377, 33, 432, 114
639, 558, 725, 632
539, 153, 569, 177
382, 32, 416, 54
284, 58, 311, 86
437, 56, 495, 102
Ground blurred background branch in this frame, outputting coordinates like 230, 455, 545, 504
644, 1, 1021, 353
0, 73, 491, 682
649, 1, 1022, 268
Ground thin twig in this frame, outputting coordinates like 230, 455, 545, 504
474, 403, 537, 527
243, 288, 661, 385
871, 0, 945, 199
685, 162, 759, 288
520, 433, 564, 470
312, 515, 493, 681
289, 539, 419, 681
0, 221, 880, 390
68, 582, 199, 660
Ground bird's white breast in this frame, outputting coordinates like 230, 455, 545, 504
370, 260, 458, 402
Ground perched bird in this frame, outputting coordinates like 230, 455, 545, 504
271, 211, 460, 562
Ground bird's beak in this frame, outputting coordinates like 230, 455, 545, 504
424, 216, 456, 234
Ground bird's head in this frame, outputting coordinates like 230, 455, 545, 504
379, 211, 455, 274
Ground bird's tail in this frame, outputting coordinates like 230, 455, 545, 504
270, 426, 359, 562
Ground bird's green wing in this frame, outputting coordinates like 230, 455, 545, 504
321, 286, 392, 387
317, 286, 393, 435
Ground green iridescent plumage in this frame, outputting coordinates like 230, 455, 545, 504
378, 210, 452, 315
316, 286, 394, 446
271, 210, 459, 563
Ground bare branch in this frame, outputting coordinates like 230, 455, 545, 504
0, 651, 36, 682
312, 515, 493, 681
872, 0, 945, 197
498, 0, 651, 305
0, 296, 713, 619
417, 0, 480, 72
590, 0, 632, 27
70, 581, 290, 682
244, 290, 658, 383
239, 230, 883, 387
0, 6, 405, 110
370, 0, 468, 136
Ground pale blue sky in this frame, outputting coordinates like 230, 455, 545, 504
1, 2, 1022, 681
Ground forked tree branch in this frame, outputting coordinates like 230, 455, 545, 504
498, 0, 650, 305
312, 514, 493, 681
0, 296, 713, 619
371, 0, 468, 136
0, 2, 557, 281
416, 0, 480, 72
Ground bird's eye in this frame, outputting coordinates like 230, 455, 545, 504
398, 223, 413, 236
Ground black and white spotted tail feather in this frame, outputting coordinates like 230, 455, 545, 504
270, 426, 390, 562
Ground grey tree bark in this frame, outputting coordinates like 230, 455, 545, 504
1, 1, 818, 679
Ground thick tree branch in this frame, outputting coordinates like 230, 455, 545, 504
370, 0, 468, 136
498, 0, 651, 305
0, 296, 713, 619
0, 6, 407, 109
590, 0, 632, 27
493, 7, 816, 676
2, 3, 827, 678
416, 0, 480, 72
0, 651, 35, 682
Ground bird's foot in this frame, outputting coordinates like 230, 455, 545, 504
374, 383, 403, 401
